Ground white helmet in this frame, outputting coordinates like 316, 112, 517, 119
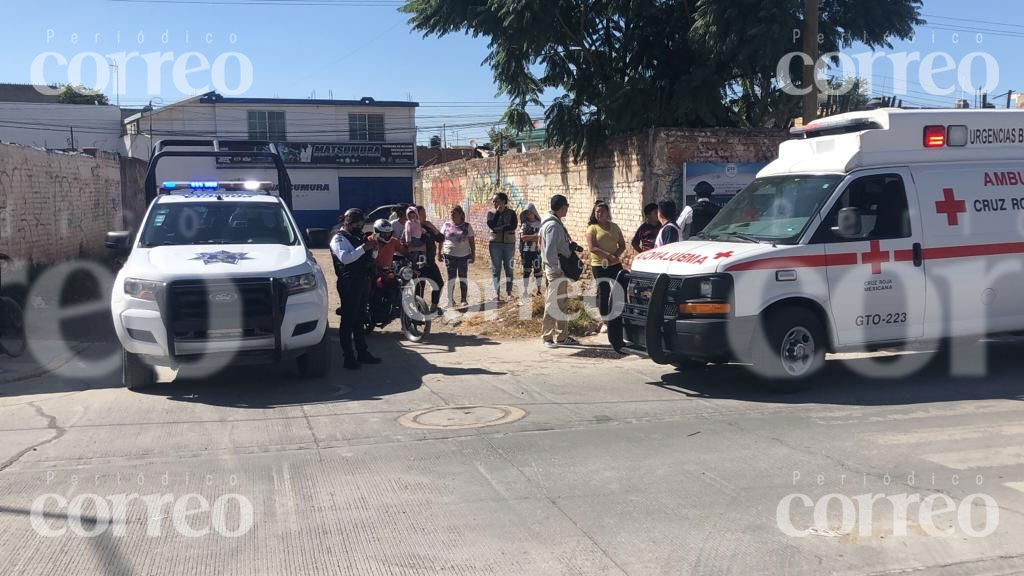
373, 218, 393, 239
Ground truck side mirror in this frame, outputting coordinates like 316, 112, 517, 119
305, 228, 330, 249
832, 207, 863, 239
105, 231, 132, 253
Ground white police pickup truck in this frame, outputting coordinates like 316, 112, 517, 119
107, 141, 329, 389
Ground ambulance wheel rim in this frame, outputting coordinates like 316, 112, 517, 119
781, 326, 814, 376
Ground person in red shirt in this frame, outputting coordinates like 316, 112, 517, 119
371, 219, 403, 269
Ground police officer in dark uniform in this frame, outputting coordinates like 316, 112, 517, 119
330, 208, 382, 370
689, 181, 722, 236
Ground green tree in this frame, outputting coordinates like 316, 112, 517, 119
402, 0, 923, 153
55, 85, 110, 105
691, 0, 922, 127
487, 126, 518, 154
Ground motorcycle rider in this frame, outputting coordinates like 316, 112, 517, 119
371, 218, 404, 270
330, 208, 382, 370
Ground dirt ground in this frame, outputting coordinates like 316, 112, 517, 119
313, 249, 607, 340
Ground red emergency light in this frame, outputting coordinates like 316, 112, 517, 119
924, 125, 946, 148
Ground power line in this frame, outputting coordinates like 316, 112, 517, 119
922, 14, 1024, 31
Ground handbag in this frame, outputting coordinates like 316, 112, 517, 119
552, 218, 584, 281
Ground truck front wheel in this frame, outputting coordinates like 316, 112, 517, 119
297, 332, 332, 378
123, 348, 155, 390
753, 306, 826, 384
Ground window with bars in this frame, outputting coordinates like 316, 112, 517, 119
348, 113, 385, 141
247, 111, 286, 141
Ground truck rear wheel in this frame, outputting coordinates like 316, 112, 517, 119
753, 306, 826, 384
297, 332, 331, 378
123, 348, 155, 390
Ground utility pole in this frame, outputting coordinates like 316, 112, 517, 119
1008, 90, 1015, 109
802, 0, 819, 123
442, 124, 447, 149
109, 63, 119, 108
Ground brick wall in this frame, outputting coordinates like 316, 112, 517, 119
0, 143, 145, 263
414, 127, 785, 258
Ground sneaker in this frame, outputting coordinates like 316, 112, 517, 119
544, 340, 558, 349
557, 336, 581, 346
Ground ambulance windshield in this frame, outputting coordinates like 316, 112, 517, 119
701, 175, 843, 244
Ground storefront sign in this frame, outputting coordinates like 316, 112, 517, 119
216, 141, 415, 167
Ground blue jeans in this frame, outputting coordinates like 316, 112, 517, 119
489, 242, 515, 296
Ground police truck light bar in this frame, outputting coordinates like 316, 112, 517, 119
160, 181, 274, 192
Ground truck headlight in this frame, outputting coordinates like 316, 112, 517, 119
283, 272, 318, 295
699, 278, 714, 299
124, 278, 163, 301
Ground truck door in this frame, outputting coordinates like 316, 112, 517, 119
811, 169, 926, 346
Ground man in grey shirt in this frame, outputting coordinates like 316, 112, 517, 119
539, 194, 578, 347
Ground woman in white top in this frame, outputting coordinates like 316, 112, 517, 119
440, 205, 476, 307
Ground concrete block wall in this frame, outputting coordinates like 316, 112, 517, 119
0, 143, 136, 263
414, 127, 786, 259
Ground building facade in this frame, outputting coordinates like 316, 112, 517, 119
123, 91, 418, 229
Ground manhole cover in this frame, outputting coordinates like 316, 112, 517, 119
398, 405, 526, 430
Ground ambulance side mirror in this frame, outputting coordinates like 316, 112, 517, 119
833, 207, 863, 239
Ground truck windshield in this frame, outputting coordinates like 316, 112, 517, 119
139, 202, 298, 247
701, 175, 843, 244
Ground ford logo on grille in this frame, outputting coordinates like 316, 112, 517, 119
209, 292, 238, 303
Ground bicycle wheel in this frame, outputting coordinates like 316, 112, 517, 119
0, 297, 26, 358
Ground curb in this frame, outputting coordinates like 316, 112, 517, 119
0, 342, 91, 385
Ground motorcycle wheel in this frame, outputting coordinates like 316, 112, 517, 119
401, 295, 432, 342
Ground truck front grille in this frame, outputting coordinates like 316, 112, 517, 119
166, 278, 285, 340
625, 272, 683, 319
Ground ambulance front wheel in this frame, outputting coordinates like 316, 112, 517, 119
753, 306, 826, 382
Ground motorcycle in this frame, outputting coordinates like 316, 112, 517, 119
364, 254, 434, 342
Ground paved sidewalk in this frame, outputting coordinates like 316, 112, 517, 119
0, 340, 90, 385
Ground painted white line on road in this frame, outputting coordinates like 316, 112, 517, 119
865, 423, 1024, 445
1004, 481, 1024, 493
924, 446, 1024, 470
810, 401, 1023, 425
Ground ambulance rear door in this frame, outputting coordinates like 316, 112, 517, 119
913, 164, 1024, 338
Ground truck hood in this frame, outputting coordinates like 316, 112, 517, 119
630, 241, 784, 276
125, 244, 311, 281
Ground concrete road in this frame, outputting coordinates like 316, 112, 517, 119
2, 332, 1024, 575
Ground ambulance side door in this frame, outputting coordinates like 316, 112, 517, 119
811, 169, 926, 346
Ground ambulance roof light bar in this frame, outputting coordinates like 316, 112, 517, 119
923, 125, 969, 148
790, 117, 883, 139
923, 125, 946, 148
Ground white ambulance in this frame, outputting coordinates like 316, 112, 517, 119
622, 109, 1024, 381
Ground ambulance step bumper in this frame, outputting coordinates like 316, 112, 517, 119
621, 316, 756, 364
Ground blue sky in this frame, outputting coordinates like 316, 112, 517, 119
2, 0, 1023, 144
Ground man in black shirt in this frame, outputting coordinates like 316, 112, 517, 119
416, 205, 445, 313
630, 202, 660, 253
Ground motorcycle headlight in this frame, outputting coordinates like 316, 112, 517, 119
399, 266, 414, 282
284, 272, 318, 295
124, 278, 163, 301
